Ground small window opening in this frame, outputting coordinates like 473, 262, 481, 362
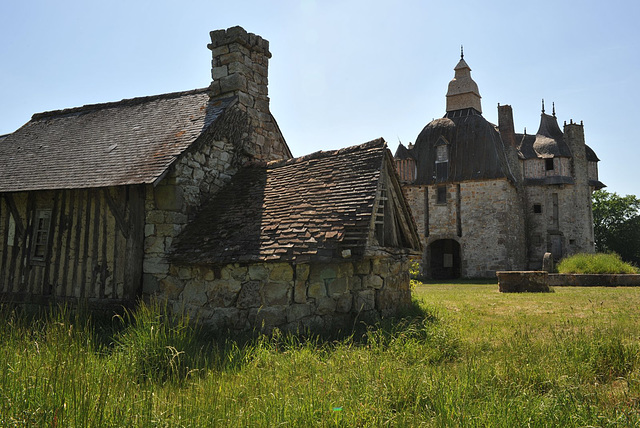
437, 186, 447, 204
32, 210, 52, 261
533, 204, 542, 214
545, 158, 554, 171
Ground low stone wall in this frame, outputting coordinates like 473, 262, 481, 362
548, 274, 640, 287
161, 256, 413, 333
496, 271, 550, 293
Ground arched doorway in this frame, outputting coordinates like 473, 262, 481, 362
429, 239, 461, 279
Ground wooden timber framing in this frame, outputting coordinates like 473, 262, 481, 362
0, 185, 145, 304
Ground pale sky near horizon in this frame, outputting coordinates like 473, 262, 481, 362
1, 0, 638, 197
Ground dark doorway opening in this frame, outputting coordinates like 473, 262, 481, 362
429, 239, 461, 279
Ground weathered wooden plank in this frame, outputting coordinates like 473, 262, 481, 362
23, 193, 36, 294
0, 198, 7, 292
51, 190, 68, 296
41, 191, 60, 295
112, 208, 120, 299
99, 193, 108, 300
62, 190, 77, 297
79, 190, 93, 298
103, 187, 130, 239
3, 194, 25, 237
124, 185, 145, 300
90, 191, 101, 297
70, 190, 84, 298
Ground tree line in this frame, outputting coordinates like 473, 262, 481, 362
592, 189, 640, 266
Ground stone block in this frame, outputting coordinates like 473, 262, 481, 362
178, 268, 192, 280
316, 297, 337, 315
254, 306, 287, 331
354, 289, 375, 312
354, 259, 371, 275
262, 281, 291, 306
287, 303, 314, 323
144, 236, 164, 253
142, 273, 159, 295
294, 281, 307, 304
248, 264, 268, 281
269, 263, 294, 282
143, 257, 169, 275
363, 274, 384, 290
296, 264, 310, 282
335, 294, 353, 313
154, 185, 184, 212
181, 279, 207, 306
146, 210, 164, 224
220, 73, 247, 93
206, 279, 241, 307
308, 281, 326, 299
497, 271, 550, 293
237, 280, 261, 308
212, 65, 228, 80
327, 277, 348, 297
144, 224, 155, 237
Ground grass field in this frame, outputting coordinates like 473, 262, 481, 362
1, 282, 639, 427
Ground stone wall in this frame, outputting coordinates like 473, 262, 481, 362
160, 256, 413, 333
459, 179, 526, 277
403, 179, 526, 278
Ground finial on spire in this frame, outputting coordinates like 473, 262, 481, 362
542, 99, 545, 114
461, 45, 464, 59
552, 102, 556, 117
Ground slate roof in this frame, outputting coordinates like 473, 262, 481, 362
0, 89, 234, 192
394, 143, 415, 160
170, 139, 395, 265
410, 109, 516, 184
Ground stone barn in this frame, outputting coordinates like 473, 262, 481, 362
0, 26, 421, 331
395, 52, 604, 278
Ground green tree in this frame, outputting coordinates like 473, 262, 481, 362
592, 189, 640, 265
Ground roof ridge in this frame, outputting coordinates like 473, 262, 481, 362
266, 138, 386, 168
31, 87, 212, 121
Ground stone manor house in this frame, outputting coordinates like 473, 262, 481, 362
394, 53, 604, 279
0, 27, 421, 332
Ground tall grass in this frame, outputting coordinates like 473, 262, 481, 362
557, 252, 639, 274
1, 288, 639, 426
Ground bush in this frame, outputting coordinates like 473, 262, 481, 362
556, 253, 639, 274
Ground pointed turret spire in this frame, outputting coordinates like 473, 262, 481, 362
446, 49, 482, 113
552, 102, 556, 117
542, 99, 545, 114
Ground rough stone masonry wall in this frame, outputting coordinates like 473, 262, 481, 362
142, 132, 240, 295
460, 179, 526, 277
162, 256, 413, 333
402, 180, 526, 278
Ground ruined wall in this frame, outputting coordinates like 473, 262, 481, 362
161, 256, 413, 333
0, 186, 144, 302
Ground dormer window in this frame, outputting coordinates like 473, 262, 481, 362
435, 137, 449, 181
545, 158, 554, 171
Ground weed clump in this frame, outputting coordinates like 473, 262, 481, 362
557, 253, 639, 274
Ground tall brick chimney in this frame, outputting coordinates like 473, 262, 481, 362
208, 26, 271, 113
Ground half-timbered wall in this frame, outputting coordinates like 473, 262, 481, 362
0, 186, 145, 302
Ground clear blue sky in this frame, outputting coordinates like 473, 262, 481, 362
1, 0, 638, 197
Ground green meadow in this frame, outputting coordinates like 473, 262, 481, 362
1, 282, 639, 427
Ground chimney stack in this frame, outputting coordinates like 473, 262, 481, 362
498, 104, 517, 148
208, 26, 270, 113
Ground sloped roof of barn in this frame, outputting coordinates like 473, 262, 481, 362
0, 89, 234, 192
170, 138, 420, 265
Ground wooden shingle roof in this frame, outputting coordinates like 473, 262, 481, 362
170, 138, 417, 265
0, 89, 234, 192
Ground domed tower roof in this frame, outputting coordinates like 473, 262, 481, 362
446, 48, 482, 114
412, 114, 516, 185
